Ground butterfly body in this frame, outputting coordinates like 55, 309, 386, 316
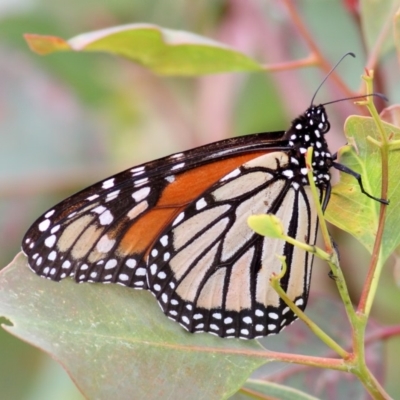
23, 104, 332, 339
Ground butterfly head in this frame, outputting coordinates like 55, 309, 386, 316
305, 104, 330, 135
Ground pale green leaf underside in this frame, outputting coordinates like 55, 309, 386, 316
239, 379, 320, 400
0, 253, 268, 400
24, 23, 263, 76
326, 115, 400, 263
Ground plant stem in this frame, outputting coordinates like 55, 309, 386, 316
356, 71, 389, 317
306, 148, 358, 327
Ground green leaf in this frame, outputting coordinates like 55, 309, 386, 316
24, 24, 264, 76
0, 253, 269, 400
360, 0, 400, 59
247, 214, 285, 239
239, 379, 320, 400
326, 115, 400, 263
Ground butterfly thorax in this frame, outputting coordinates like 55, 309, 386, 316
281, 104, 332, 189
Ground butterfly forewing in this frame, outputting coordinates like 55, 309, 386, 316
22, 104, 332, 339
22, 134, 288, 286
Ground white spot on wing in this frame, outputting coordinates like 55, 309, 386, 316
131, 166, 145, 173
301, 168, 308, 175
171, 153, 183, 158
126, 259, 137, 268
105, 259, 117, 269
150, 264, 157, 275
221, 168, 240, 181
132, 187, 151, 202
99, 210, 114, 225
196, 198, 207, 210
87, 194, 99, 201
160, 235, 168, 247
295, 298, 304, 306
106, 190, 120, 201
171, 162, 185, 170
134, 178, 149, 186
44, 235, 56, 248
255, 324, 264, 332
135, 267, 146, 276
172, 212, 184, 226
102, 178, 115, 189
243, 316, 252, 324
96, 236, 115, 253
38, 219, 50, 232
45, 210, 55, 218
151, 249, 158, 257
51, 225, 60, 234
157, 271, 167, 279
93, 206, 106, 214
282, 170, 293, 179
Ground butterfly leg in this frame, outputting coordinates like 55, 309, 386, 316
331, 161, 389, 205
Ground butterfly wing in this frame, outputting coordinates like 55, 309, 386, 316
22, 131, 289, 292
22, 103, 334, 339
145, 151, 320, 339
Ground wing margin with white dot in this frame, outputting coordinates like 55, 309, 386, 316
22, 132, 291, 289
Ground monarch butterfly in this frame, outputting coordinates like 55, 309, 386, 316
21, 55, 384, 339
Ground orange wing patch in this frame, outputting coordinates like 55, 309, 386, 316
118, 208, 178, 255
157, 153, 261, 206
118, 152, 263, 257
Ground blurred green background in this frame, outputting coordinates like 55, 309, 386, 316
1, 0, 400, 398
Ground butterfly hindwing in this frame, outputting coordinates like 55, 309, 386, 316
146, 151, 321, 339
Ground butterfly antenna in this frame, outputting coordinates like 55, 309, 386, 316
310, 52, 356, 106
322, 92, 388, 107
